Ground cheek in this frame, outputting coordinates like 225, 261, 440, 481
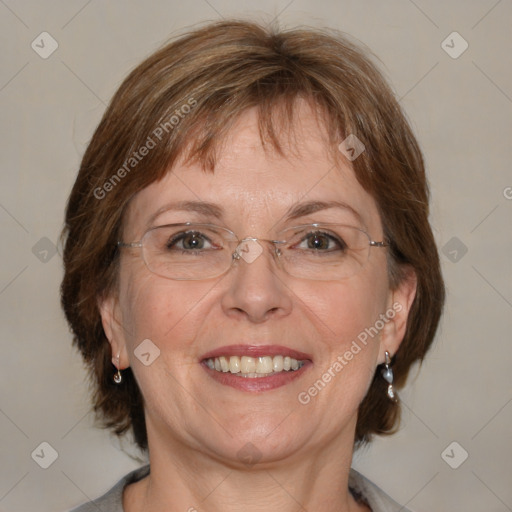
118, 269, 209, 356
300, 274, 388, 346
293, 269, 390, 397
117, 274, 212, 415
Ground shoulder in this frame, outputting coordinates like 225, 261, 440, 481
69, 465, 150, 512
349, 468, 411, 512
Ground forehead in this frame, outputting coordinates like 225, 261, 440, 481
123, 101, 382, 237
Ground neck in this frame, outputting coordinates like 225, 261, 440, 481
124, 419, 368, 512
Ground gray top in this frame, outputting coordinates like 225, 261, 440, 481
70, 465, 410, 512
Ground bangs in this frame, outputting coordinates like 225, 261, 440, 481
176, 93, 345, 175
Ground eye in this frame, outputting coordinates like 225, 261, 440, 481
295, 231, 347, 252
167, 231, 214, 251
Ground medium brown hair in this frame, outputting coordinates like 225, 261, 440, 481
60, 19, 445, 451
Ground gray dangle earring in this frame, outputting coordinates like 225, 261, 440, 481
113, 354, 122, 384
381, 351, 397, 401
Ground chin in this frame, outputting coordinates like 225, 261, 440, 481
207, 415, 310, 464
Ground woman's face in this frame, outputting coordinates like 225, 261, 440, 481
101, 101, 415, 465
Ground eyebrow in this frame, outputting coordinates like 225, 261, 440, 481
147, 199, 363, 229
146, 200, 224, 229
283, 200, 363, 225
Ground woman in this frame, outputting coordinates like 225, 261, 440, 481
61, 19, 445, 512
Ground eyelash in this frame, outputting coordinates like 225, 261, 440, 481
293, 231, 347, 251
165, 230, 347, 252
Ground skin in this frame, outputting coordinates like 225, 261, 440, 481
100, 99, 417, 512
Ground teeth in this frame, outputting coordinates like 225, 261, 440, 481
219, 356, 229, 372
205, 355, 304, 376
256, 356, 273, 373
229, 356, 240, 373
240, 356, 256, 373
273, 355, 284, 372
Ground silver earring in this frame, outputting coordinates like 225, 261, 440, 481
113, 354, 122, 384
381, 351, 397, 401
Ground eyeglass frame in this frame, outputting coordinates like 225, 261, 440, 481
116, 221, 390, 281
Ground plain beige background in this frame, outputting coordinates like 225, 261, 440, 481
0, 1, 511, 511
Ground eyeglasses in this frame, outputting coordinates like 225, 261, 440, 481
117, 222, 389, 281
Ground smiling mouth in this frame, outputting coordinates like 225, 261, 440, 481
204, 355, 305, 378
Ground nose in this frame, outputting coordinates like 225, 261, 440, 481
220, 239, 293, 323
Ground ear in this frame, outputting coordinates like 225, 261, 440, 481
97, 293, 130, 370
378, 266, 417, 363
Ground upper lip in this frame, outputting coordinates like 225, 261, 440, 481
200, 344, 313, 361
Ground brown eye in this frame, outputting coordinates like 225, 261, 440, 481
298, 231, 347, 252
167, 231, 211, 251
307, 233, 330, 250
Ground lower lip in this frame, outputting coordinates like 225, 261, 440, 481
201, 361, 312, 392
